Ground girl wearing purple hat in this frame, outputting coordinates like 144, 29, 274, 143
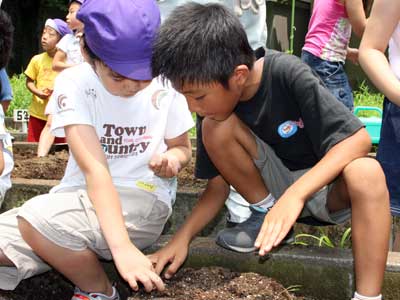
0, 0, 193, 299
24, 18, 71, 146
52, 0, 84, 72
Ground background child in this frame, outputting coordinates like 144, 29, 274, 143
359, 0, 400, 250
150, 4, 390, 300
0, 7, 13, 114
0, 8, 14, 206
0, 68, 11, 113
52, 0, 84, 72
301, 0, 371, 111
0, 0, 193, 299
24, 18, 71, 146
39, 0, 84, 157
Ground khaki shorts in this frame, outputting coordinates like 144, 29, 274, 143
253, 134, 351, 225
0, 187, 171, 290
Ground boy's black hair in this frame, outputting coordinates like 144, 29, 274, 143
69, 0, 82, 8
0, 9, 14, 69
152, 2, 255, 89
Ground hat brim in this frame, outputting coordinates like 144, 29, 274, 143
104, 59, 152, 81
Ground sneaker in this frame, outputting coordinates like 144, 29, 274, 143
71, 286, 120, 300
216, 206, 294, 253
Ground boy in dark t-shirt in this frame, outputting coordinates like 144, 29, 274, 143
150, 3, 390, 300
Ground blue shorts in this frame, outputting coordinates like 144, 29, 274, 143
301, 50, 354, 111
377, 97, 400, 216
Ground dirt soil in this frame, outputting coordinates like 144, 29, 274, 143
0, 266, 310, 300
130, 267, 310, 300
11, 148, 207, 191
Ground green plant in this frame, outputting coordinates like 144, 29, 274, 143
353, 81, 384, 117
293, 227, 352, 249
279, 284, 303, 299
189, 113, 196, 138
7, 73, 31, 117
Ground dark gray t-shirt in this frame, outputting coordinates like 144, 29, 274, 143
195, 50, 364, 179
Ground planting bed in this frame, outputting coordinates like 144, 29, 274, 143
0, 266, 312, 300
11, 147, 207, 191
6, 148, 318, 299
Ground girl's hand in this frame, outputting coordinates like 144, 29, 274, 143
149, 153, 181, 178
113, 243, 165, 292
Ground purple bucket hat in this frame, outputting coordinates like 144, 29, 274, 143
69, 0, 83, 5
54, 19, 72, 37
77, 0, 160, 80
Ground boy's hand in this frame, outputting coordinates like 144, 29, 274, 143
148, 236, 189, 279
113, 243, 165, 292
254, 194, 305, 256
149, 153, 181, 178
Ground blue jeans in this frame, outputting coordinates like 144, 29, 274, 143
377, 97, 400, 216
301, 50, 354, 111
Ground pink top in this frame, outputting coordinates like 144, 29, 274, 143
303, 0, 351, 63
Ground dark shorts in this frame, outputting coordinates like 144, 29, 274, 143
301, 50, 354, 111
377, 97, 400, 216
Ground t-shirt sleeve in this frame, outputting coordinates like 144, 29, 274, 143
0, 69, 12, 101
56, 34, 70, 53
50, 71, 93, 137
283, 55, 364, 157
194, 116, 220, 180
164, 91, 195, 139
24, 55, 38, 81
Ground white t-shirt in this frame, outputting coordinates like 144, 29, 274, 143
56, 33, 84, 65
48, 63, 194, 207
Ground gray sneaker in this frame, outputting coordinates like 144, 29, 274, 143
71, 286, 120, 300
216, 206, 294, 253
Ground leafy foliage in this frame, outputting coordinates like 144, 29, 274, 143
353, 81, 384, 117
7, 73, 31, 117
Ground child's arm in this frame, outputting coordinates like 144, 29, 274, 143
65, 124, 165, 292
359, 0, 400, 106
255, 127, 371, 255
149, 175, 230, 278
0, 142, 4, 175
25, 77, 51, 100
149, 132, 191, 178
346, 46, 359, 64
345, 0, 368, 38
52, 50, 74, 72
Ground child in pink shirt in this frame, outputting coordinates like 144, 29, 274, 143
302, 0, 370, 111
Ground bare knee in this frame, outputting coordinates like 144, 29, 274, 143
202, 115, 236, 150
17, 217, 39, 247
202, 114, 257, 158
343, 157, 388, 203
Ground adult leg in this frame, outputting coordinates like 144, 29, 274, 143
327, 157, 390, 296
